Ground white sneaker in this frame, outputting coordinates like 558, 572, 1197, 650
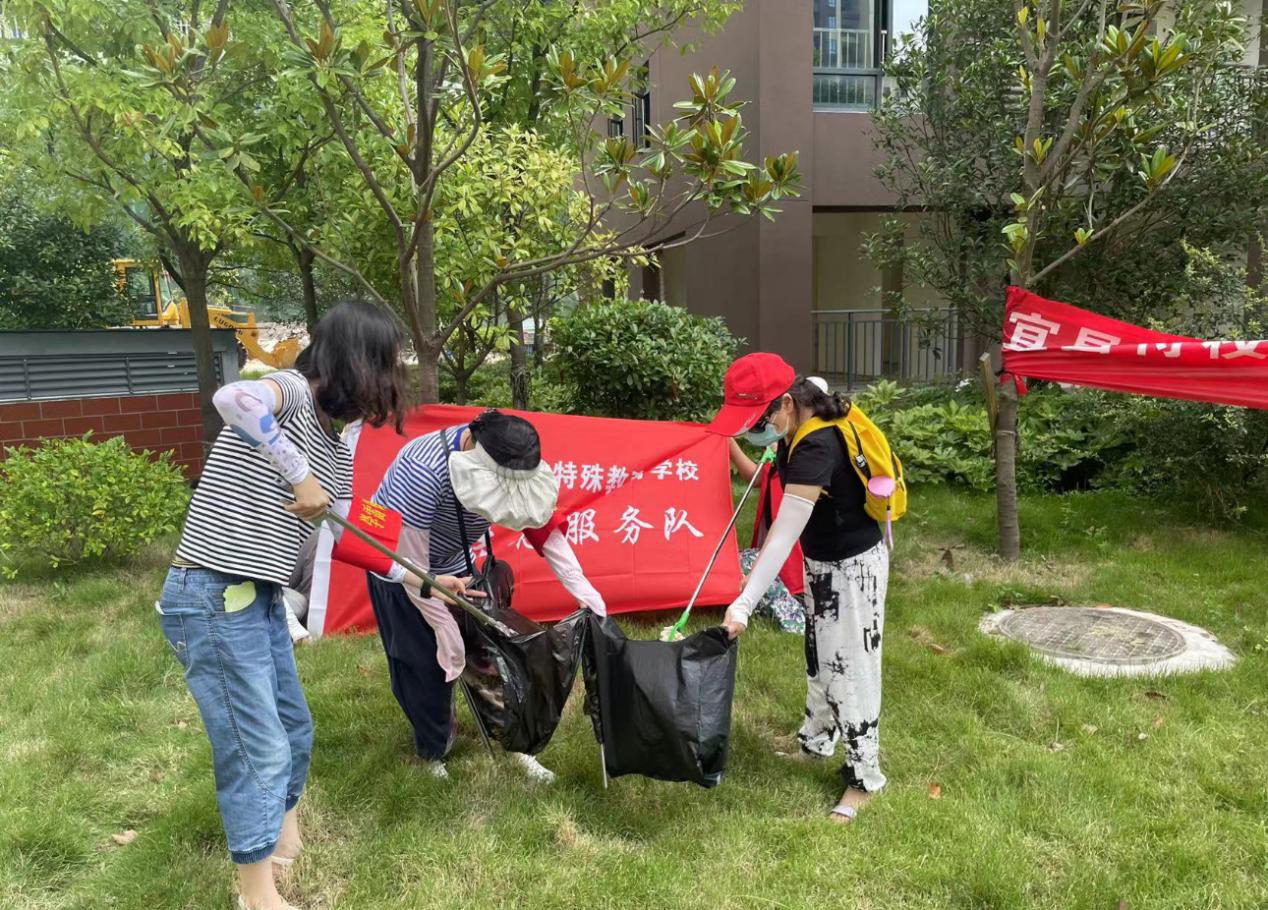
426, 760, 449, 779
512, 752, 556, 784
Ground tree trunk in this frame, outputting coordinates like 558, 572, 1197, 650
508, 302, 530, 410
177, 245, 223, 446
995, 378, 1021, 561
454, 370, 468, 405
533, 286, 550, 371
994, 265, 1027, 561
410, 35, 440, 404
415, 338, 441, 404
297, 246, 319, 333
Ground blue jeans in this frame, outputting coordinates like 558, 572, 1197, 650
157, 567, 313, 864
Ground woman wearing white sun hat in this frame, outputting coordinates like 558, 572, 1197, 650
366, 409, 606, 781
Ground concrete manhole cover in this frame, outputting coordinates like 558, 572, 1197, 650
980, 606, 1235, 677
997, 607, 1186, 664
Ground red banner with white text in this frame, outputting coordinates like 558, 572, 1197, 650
318, 405, 741, 634
1002, 286, 1268, 409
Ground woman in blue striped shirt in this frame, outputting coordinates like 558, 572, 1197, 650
369, 410, 605, 781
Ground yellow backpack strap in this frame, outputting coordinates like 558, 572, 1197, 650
789, 414, 869, 479
843, 419, 871, 480
788, 416, 834, 457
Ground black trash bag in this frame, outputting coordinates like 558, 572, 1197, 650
456, 557, 587, 756
582, 613, 738, 788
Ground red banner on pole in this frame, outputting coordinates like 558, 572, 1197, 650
1002, 286, 1268, 409
318, 405, 742, 634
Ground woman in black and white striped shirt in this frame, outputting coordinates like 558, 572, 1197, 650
157, 302, 407, 910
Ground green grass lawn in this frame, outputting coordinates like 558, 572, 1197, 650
2, 487, 1267, 910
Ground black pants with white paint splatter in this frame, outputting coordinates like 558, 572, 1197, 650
798, 541, 889, 792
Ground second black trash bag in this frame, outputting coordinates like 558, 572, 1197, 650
458, 559, 587, 756
582, 613, 738, 788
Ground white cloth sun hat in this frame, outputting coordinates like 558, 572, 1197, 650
447, 442, 560, 530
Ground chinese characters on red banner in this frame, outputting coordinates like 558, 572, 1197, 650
523, 457, 706, 548
316, 404, 742, 633
1008, 306, 1268, 361
1002, 286, 1268, 411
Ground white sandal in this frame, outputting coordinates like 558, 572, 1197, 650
237, 896, 299, 910
829, 804, 858, 823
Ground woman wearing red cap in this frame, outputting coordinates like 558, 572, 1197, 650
709, 352, 889, 824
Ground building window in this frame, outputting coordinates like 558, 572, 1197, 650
812, 0, 890, 110
607, 115, 625, 140
632, 61, 651, 149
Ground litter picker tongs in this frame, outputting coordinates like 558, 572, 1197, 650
659, 445, 776, 642
320, 508, 502, 754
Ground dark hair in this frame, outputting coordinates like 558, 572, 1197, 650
784, 376, 849, 421
469, 410, 541, 470
294, 300, 408, 432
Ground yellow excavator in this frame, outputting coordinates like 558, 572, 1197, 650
113, 259, 304, 369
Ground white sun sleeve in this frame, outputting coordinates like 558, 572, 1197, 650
727, 493, 815, 626
212, 379, 310, 486
541, 528, 607, 615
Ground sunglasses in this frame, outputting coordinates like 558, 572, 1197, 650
749, 395, 786, 433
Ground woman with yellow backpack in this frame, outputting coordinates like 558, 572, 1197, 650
708, 352, 906, 824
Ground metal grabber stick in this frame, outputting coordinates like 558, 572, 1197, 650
661, 445, 777, 641
321, 508, 498, 628
320, 509, 498, 755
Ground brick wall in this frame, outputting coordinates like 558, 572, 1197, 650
0, 393, 206, 478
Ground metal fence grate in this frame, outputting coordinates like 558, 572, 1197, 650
812, 308, 964, 388
0, 329, 238, 403
0, 351, 224, 402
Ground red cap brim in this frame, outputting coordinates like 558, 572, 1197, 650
706, 401, 767, 437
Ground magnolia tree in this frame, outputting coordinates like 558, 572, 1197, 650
872, 0, 1253, 558
431, 126, 620, 404
227, 0, 800, 401
0, 1, 278, 442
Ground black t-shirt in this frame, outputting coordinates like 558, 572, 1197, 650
778, 426, 882, 562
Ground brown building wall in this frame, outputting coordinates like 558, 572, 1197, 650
755, 0, 815, 369
812, 111, 895, 207
628, 1, 912, 374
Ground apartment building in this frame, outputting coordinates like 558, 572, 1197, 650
610, 0, 1266, 385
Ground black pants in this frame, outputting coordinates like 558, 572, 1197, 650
367, 573, 456, 760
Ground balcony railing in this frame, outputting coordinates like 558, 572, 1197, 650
813, 26, 884, 110
813, 27, 874, 69
1228, 65, 1268, 140
812, 308, 965, 388
814, 70, 884, 109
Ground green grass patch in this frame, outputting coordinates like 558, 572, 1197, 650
1, 487, 1266, 909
